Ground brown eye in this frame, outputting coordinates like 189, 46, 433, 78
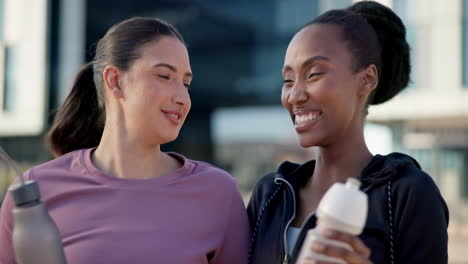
308, 72, 324, 79
157, 74, 170, 80
282, 79, 294, 89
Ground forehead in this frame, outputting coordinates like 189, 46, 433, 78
284, 24, 351, 68
137, 36, 191, 71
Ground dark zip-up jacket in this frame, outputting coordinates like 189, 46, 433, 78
247, 153, 449, 264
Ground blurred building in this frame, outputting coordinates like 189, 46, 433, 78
0, 0, 322, 163
0, 0, 50, 161
0, 0, 467, 261
0, 0, 466, 221
368, 0, 468, 224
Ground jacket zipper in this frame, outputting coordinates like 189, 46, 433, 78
287, 180, 378, 262
275, 178, 296, 264
288, 209, 317, 262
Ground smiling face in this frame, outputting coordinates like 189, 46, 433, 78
117, 36, 192, 145
281, 24, 371, 148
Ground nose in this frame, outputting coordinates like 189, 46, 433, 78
173, 81, 190, 106
286, 82, 308, 105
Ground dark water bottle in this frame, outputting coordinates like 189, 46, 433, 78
1, 146, 66, 264
8, 180, 67, 264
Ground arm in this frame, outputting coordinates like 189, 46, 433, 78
210, 183, 250, 264
394, 170, 449, 264
246, 182, 260, 232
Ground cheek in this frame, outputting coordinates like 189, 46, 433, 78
329, 91, 358, 127
148, 85, 172, 104
314, 77, 349, 103
280, 89, 289, 108
186, 97, 192, 112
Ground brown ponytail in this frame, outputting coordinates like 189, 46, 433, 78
46, 63, 104, 157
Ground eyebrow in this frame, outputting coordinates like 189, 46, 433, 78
282, 55, 330, 73
153, 63, 193, 78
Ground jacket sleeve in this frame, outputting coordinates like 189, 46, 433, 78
210, 181, 250, 264
246, 172, 276, 233
246, 184, 260, 233
393, 169, 449, 264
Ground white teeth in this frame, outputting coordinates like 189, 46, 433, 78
295, 112, 321, 126
169, 113, 179, 119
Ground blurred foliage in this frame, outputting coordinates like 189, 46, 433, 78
0, 163, 35, 206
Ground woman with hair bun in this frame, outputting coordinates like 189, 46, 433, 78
247, 1, 448, 264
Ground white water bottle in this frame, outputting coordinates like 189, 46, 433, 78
296, 178, 368, 264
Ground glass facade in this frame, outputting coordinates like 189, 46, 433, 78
85, 0, 319, 162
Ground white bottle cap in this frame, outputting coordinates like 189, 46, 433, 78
316, 178, 368, 235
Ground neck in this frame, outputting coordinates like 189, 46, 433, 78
311, 125, 373, 190
92, 123, 178, 180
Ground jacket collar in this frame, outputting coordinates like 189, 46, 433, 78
274, 152, 421, 189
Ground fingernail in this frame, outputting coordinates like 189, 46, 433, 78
320, 228, 335, 237
311, 242, 325, 252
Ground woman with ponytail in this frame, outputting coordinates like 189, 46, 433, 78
247, 2, 448, 264
0, 17, 250, 264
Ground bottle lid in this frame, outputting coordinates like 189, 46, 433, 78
345, 177, 361, 189
316, 178, 368, 235
8, 180, 41, 207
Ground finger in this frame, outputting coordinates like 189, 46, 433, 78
311, 241, 373, 264
301, 259, 336, 264
320, 229, 371, 258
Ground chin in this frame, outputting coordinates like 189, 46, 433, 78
297, 135, 323, 148
150, 128, 180, 145
162, 133, 179, 144
298, 140, 314, 148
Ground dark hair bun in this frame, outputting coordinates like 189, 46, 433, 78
348, 1, 411, 105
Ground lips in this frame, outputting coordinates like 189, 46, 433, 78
161, 109, 183, 125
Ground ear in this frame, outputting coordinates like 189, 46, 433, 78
102, 65, 124, 99
359, 64, 378, 97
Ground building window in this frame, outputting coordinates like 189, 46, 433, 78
462, 150, 468, 198
393, 0, 417, 89
319, 0, 351, 12
0, 0, 48, 136
463, 0, 468, 87
0, 0, 4, 111
3, 45, 15, 112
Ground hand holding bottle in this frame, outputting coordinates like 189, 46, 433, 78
298, 227, 372, 264
296, 178, 372, 264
